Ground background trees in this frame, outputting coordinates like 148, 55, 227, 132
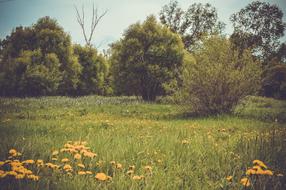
182, 36, 262, 114
74, 44, 112, 95
159, 0, 222, 52
230, 1, 286, 65
111, 16, 185, 101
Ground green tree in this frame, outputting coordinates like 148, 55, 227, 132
74, 44, 111, 95
111, 15, 185, 101
0, 49, 61, 96
230, 1, 286, 65
262, 64, 286, 100
0, 16, 82, 96
182, 36, 262, 115
159, 0, 222, 52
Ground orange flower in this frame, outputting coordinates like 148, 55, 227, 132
226, 176, 232, 182
253, 160, 267, 169
61, 158, 69, 163
74, 153, 81, 160
240, 177, 250, 187
95, 173, 111, 181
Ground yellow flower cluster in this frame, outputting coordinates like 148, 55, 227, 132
0, 149, 39, 181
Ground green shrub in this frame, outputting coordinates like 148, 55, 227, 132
182, 36, 262, 115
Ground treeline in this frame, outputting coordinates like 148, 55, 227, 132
0, 1, 285, 114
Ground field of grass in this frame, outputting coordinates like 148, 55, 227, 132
0, 96, 285, 190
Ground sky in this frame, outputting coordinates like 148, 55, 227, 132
0, 0, 286, 51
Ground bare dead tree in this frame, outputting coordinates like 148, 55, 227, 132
75, 4, 107, 47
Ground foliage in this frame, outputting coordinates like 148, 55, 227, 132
0, 49, 62, 96
230, 1, 286, 64
159, 0, 223, 52
234, 96, 286, 122
182, 36, 262, 115
261, 64, 286, 100
0, 96, 285, 189
0, 17, 82, 96
73, 44, 112, 96
111, 15, 185, 101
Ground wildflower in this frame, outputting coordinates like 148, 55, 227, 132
253, 160, 267, 169
110, 161, 116, 165
63, 164, 73, 172
126, 170, 134, 175
52, 157, 58, 161
246, 168, 258, 175
95, 172, 111, 181
261, 170, 273, 176
78, 171, 86, 175
181, 140, 189, 144
129, 165, 135, 170
52, 150, 59, 156
22, 160, 35, 164
144, 165, 152, 172
240, 177, 250, 187
74, 153, 81, 160
36, 160, 44, 165
86, 171, 92, 175
15, 174, 25, 179
132, 175, 142, 180
9, 149, 17, 155
6, 171, 17, 176
226, 176, 232, 182
0, 161, 5, 166
61, 158, 69, 163
77, 163, 85, 168
116, 163, 123, 169
27, 174, 39, 181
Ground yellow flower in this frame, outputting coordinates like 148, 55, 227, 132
9, 149, 17, 155
261, 170, 273, 176
126, 170, 134, 175
116, 163, 123, 169
52, 150, 59, 156
27, 174, 39, 181
15, 174, 25, 179
74, 153, 81, 160
6, 171, 17, 176
52, 157, 58, 161
226, 176, 232, 182
78, 171, 86, 175
129, 165, 135, 170
0, 161, 5, 166
240, 177, 250, 187
132, 175, 142, 180
110, 161, 116, 165
246, 169, 257, 175
86, 171, 92, 175
63, 164, 73, 172
95, 173, 111, 181
77, 163, 85, 168
61, 158, 69, 163
144, 165, 152, 172
22, 160, 35, 164
253, 160, 267, 169
181, 140, 189, 144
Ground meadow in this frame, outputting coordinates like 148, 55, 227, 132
0, 96, 285, 190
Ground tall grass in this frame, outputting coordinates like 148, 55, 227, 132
0, 96, 285, 190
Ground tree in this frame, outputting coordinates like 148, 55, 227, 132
230, 1, 286, 65
75, 4, 107, 47
182, 36, 262, 115
111, 15, 185, 101
0, 49, 61, 96
0, 16, 82, 96
159, 0, 220, 52
74, 44, 111, 95
262, 64, 286, 99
